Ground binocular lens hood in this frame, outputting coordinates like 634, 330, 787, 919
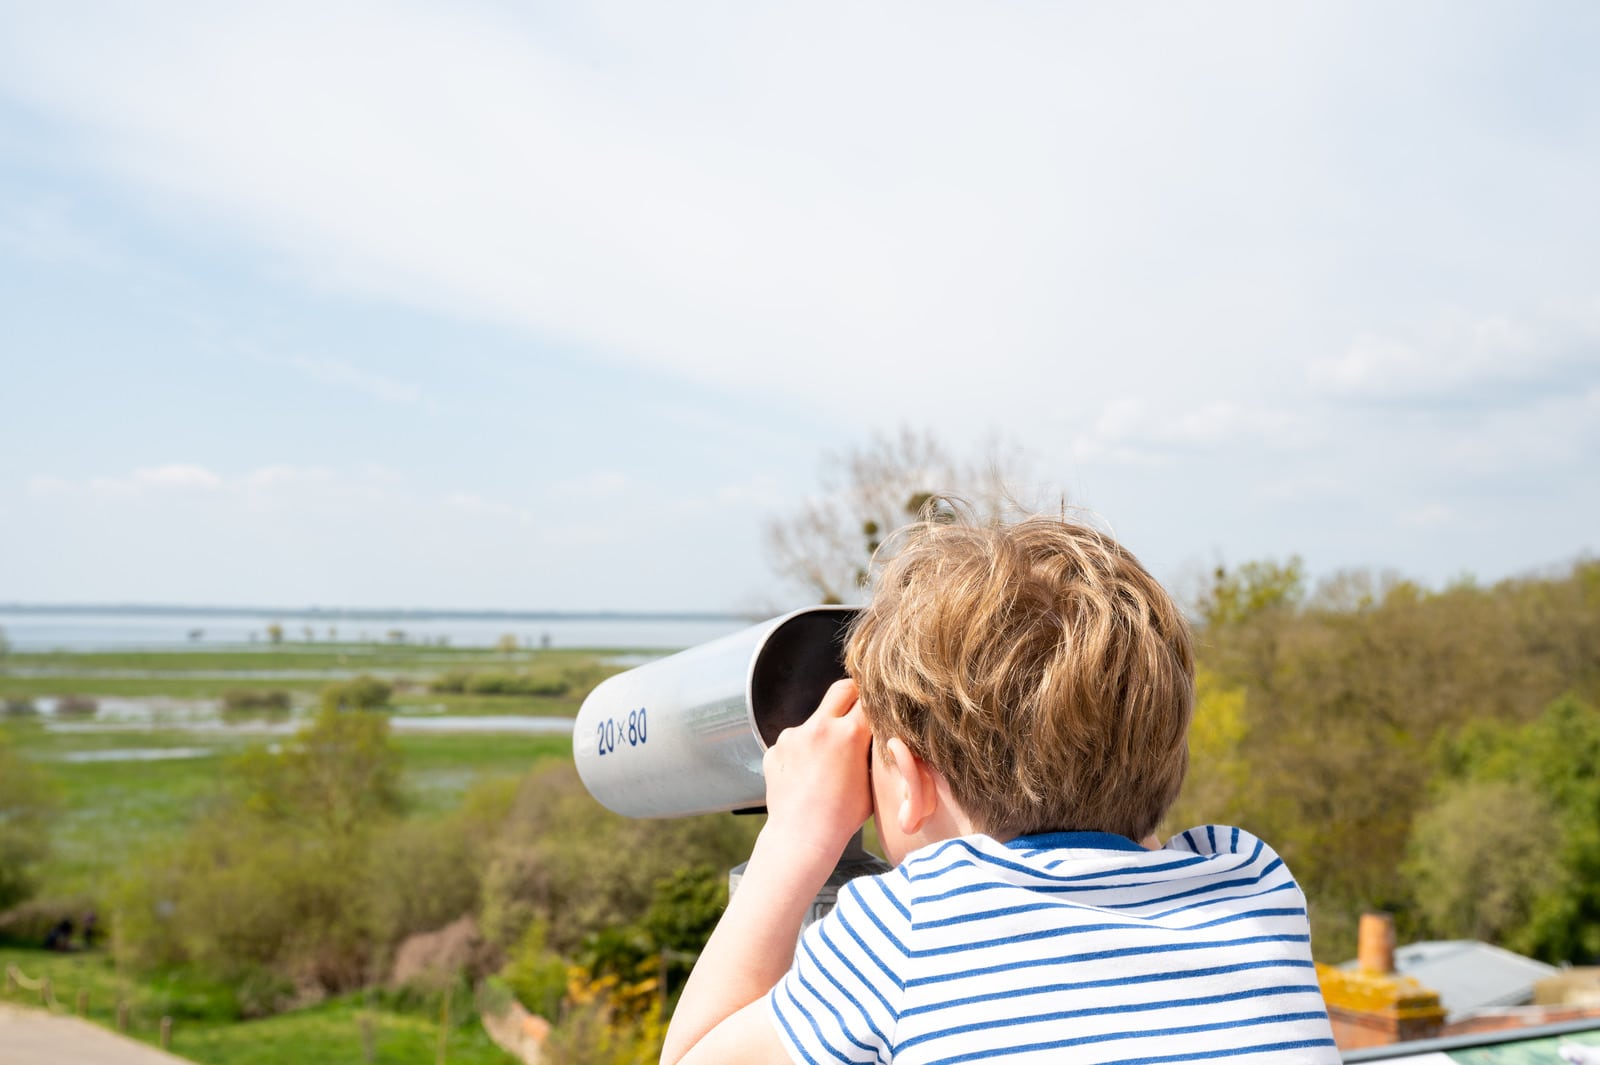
573, 605, 857, 819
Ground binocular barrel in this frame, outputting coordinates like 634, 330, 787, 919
573, 606, 857, 819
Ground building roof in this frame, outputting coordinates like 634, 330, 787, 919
1345, 939, 1560, 1019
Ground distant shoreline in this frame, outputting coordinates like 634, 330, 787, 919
0, 603, 751, 622
0, 605, 754, 652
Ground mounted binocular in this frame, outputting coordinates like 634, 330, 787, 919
573, 606, 857, 819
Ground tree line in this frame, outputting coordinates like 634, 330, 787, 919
1172, 557, 1600, 962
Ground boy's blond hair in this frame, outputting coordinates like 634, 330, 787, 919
845, 514, 1194, 842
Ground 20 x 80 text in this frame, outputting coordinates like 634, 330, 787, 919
596, 707, 647, 756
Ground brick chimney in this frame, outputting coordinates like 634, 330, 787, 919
1358, 911, 1396, 974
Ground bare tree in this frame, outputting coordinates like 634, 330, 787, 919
765, 427, 1037, 604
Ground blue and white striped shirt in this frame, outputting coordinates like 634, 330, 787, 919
768, 826, 1338, 1065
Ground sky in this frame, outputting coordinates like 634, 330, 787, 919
1, 2, 1596, 613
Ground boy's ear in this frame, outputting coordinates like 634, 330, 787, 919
885, 737, 939, 836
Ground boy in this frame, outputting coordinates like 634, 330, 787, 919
662, 516, 1338, 1064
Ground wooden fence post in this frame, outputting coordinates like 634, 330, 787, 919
436, 984, 452, 1065
160, 1016, 173, 1050
77, 989, 88, 1016
117, 1000, 130, 1032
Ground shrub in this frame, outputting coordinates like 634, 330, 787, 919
113, 708, 405, 1001
479, 763, 758, 957
0, 895, 96, 948
319, 675, 392, 712
221, 689, 291, 715
429, 670, 570, 698
500, 921, 570, 1020
53, 695, 99, 718
431, 670, 471, 694
367, 816, 483, 951
542, 989, 664, 1065
0, 734, 55, 910
131, 817, 378, 995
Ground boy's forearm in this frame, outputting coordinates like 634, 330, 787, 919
659, 823, 838, 1064
663, 678, 871, 1064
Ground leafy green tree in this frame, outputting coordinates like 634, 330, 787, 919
1193, 558, 1599, 959
114, 708, 405, 1000
1199, 558, 1307, 629
1403, 779, 1564, 948
0, 733, 54, 910
1413, 695, 1600, 961
641, 865, 724, 958
234, 705, 402, 837
1165, 668, 1251, 831
1193, 557, 1305, 700
641, 865, 725, 1008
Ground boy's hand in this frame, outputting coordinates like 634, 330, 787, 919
761, 678, 873, 869
662, 679, 872, 1065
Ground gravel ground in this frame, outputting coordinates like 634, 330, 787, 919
0, 1004, 197, 1065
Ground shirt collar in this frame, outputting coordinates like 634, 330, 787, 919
1003, 830, 1145, 853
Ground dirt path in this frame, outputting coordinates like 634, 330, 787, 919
0, 1003, 198, 1065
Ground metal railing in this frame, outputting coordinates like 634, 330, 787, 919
1343, 1015, 1600, 1061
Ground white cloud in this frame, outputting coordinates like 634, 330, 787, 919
25, 464, 536, 523
444, 492, 533, 524
77, 464, 223, 499
137, 464, 222, 489
3, 4, 1593, 442
0, 2, 1381, 428
1310, 302, 1600, 404
1067, 398, 1303, 466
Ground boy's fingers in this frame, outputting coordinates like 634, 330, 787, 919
814, 678, 859, 718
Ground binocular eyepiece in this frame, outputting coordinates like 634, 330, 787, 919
573, 606, 857, 819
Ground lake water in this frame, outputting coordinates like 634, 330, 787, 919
0, 607, 751, 652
